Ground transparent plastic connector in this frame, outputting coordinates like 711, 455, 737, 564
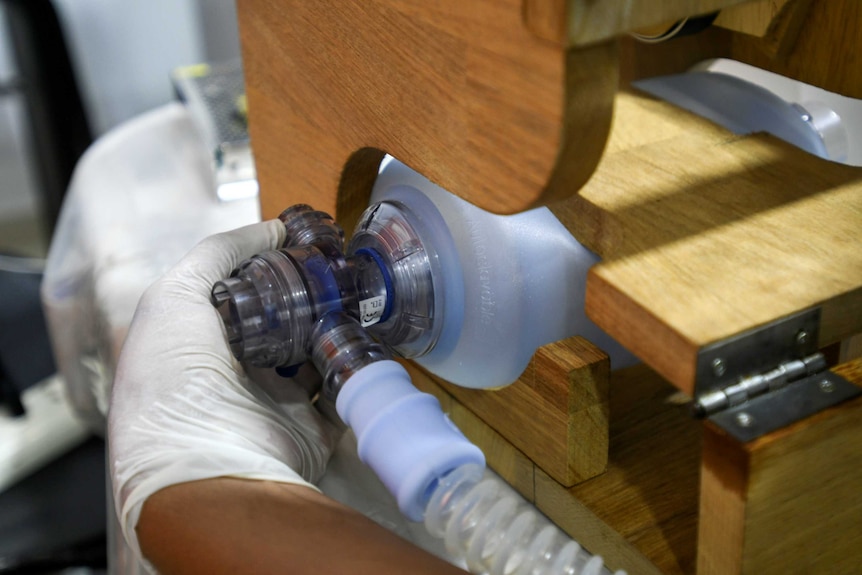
310, 311, 390, 400
305, 313, 621, 575
279, 204, 345, 249
349, 200, 442, 358
211, 201, 442, 369
211, 242, 350, 367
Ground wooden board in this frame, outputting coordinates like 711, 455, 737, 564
432, 336, 610, 487
414, 354, 862, 575
728, 0, 862, 99
528, 0, 860, 100
618, 2, 859, 98
713, 0, 799, 38
405, 361, 537, 499
412, 361, 703, 575
237, 0, 776, 222
237, 0, 618, 219
698, 357, 862, 574
550, 91, 862, 395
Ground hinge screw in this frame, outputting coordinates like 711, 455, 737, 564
818, 379, 835, 393
796, 330, 810, 346
711, 358, 727, 377
735, 412, 754, 428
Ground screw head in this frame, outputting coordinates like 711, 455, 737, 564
735, 412, 754, 428
818, 379, 836, 393
711, 358, 727, 378
796, 330, 810, 346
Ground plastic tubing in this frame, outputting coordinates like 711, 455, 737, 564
424, 464, 625, 575
311, 313, 625, 575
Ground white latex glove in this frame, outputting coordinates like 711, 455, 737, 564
109, 220, 339, 561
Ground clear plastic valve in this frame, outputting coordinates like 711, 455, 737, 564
212, 200, 443, 368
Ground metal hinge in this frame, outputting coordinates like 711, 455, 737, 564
692, 308, 860, 442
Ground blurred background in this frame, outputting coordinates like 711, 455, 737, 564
0, 2, 242, 573
0, 0, 242, 256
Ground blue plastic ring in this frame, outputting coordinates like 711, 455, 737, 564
354, 247, 393, 324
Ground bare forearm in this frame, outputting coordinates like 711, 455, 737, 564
137, 477, 468, 574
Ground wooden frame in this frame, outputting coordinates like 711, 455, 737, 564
238, 1, 862, 572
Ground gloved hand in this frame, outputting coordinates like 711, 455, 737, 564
108, 220, 340, 561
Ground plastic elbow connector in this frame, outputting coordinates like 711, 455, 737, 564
309, 311, 484, 521
335, 360, 485, 521
211, 199, 445, 370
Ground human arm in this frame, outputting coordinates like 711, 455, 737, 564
138, 478, 467, 575
109, 220, 467, 574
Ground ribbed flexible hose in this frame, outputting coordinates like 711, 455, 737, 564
424, 464, 626, 575
309, 312, 625, 574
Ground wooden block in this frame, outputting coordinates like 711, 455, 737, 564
698, 357, 862, 575
550, 91, 862, 395
840, 334, 862, 363
405, 336, 608, 487
535, 363, 702, 575
432, 337, 609, 486
409, 360, 702, 575
237, 0, 617, 219
409, 339, 862, 575
404, 360, 536, 501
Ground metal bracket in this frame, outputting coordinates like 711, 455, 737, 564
693, 307, 861, 441
709, 371, 860, 442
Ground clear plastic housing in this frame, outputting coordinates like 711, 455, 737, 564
349, 200, 443, 358
370, 158, 637, 388
211, 242, 363, 368
307, 311, 623, 574
211, 249, 315, 367
310, 311, 389, 400
279, 203, 345, 249
212, 200, 445, 368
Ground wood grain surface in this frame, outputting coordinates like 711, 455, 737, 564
238, 0, 617, 219
728, 0, 862, 98
526, 0, 856, 102
432, 337, 610, 487
698, 357, 862, 575
619, 1, 858, 97
415, 354, 862, 575
550, 91, 862, 394
413, 361, 703, 575
713, 0, 798, 37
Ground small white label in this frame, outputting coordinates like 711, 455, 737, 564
359, 295, 386, 327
